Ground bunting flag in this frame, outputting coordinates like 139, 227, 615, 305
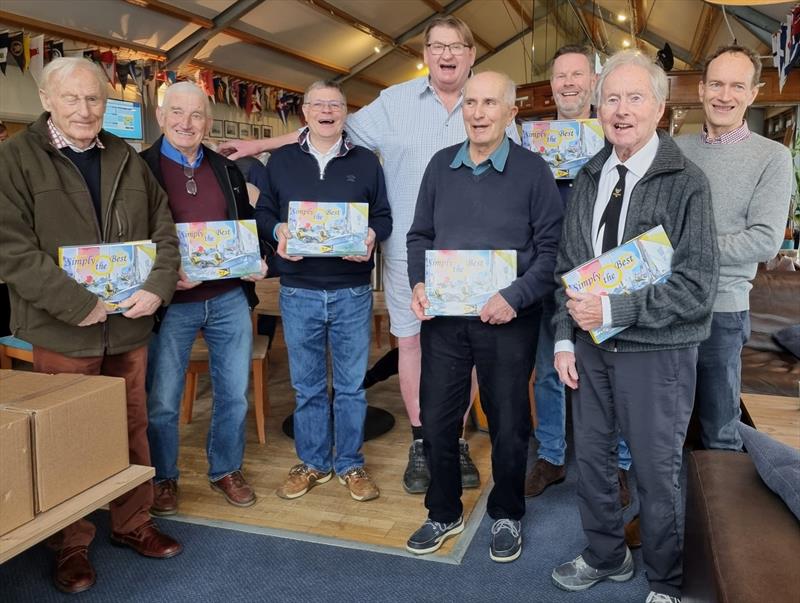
0, 32, 8, 75
197, 69, 215, 102
29, 34, 44, 84
99, 50, 117, 86
213, 76, 223, 103
83, 49, 100, 63
9, 32, 24, 71
276, 92, 290, 126
229, 78, 240, 106
238, 81, 248, 109
116, 60, 130, 89
22, 33, 30, 72
244, 83, 254, 115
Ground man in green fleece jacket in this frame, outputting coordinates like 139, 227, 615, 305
675, 45, 794, 452
0, 57, 181, 594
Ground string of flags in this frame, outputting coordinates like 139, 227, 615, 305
771, 3, 800, 93
0, 30, 304, 125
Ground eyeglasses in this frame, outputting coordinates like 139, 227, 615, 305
426, 42, 471, 56
183, 165, 197, 196
304, 100, 346, 112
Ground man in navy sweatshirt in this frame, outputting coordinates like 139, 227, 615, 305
405, 71, 563, 562
256, 80, 392, 503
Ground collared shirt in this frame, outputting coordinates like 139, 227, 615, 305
449, 136, 510, 175
554, 132, 660, 356
47, 118, 105, 153
160, 136, 204, 168
701, 120, 750, 145
307, 134, 343, 179
345, 75, 520, 259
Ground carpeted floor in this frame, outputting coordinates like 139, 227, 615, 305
0, 443, 652, 603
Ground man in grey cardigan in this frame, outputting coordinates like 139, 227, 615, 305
550, 51, 719, 603
676, 45, 794, 452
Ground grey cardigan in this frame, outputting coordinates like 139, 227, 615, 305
553, 131, 720, 352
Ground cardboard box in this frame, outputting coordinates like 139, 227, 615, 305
0, 410, 34, 536
0, 370, 129, 513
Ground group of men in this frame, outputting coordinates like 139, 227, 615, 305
0, 12, 792, 603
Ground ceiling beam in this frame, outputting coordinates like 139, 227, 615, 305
722, 5, 778, 48
690, 3, 721, 65
567, 1, 610, 54
334, 0, 474, 84
505, 0, 533, 29
631, 0, 646, 36
298, 0, 421, 59
0, 10, 167, 60
121, 0, 213, 29
163, 0, 266, 70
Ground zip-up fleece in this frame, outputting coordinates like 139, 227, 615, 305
0, 113, 180, 356
553, 131, 720, 352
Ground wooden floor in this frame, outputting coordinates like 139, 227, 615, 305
174, 320, 493, 556
742, 392, 800, 450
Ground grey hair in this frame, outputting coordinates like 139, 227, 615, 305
469, 71, 517, 106
40, 57, 108, 98
160, 81, 213, 117
304, 80, 347, 105
594, 50, 668, 106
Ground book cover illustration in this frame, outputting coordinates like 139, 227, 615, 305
521, 118, 604, 179
177, 219, 261, 281
286, 201, 369, 257
58, 240, 156, 313
561, 225, 674, 343
424, 250, 517, 316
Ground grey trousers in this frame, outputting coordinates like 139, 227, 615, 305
572, 338, 697, 598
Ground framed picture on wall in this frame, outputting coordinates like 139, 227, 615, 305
262, 125, 272, 138
224, 120, 238, 138
238, 122, 251, 139
210, 119, 223, 138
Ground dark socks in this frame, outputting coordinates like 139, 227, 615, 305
411, 425, 423, 441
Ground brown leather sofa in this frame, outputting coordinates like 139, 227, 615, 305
683, 450, 800, 603
741, 265, 800, 397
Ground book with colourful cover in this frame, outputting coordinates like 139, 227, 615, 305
424, 250, 517, 316
286, 201, 369, 257
176, 219, 261, 281
521, 118, 604, 179
561, 225, 673, 343
58, 240, 156, 313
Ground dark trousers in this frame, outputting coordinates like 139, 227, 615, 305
33, 345, 153, 548
695, 311, 750, 451
420, 310, 539, 523
572, 339, 697, 598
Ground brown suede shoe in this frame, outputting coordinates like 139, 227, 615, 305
524, 459, 566, 497
210, 471, 256, 507
618, 468, 632, 510
54, 546, 95, 594
151, 479, 178, 516
338, 467, 380, 502
624, 514, 642, 549
110, 520, 183, 558
277, 463, 332, 499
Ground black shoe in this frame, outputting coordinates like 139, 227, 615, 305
489, 519, 522, 562
406, 516, 464, 554
459, 438, 480, 489
403, 440, 430, 494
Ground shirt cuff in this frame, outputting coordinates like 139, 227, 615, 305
601, 296, 612, 328
554, 339, 575, 355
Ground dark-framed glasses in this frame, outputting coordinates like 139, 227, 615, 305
426, 42, 470, 56
183, 164, 197, 196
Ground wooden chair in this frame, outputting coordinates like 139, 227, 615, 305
0, 335, 33, 368
179, 322, 271, 445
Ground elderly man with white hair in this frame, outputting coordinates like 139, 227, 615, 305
0, 57, 182, 594
140, 81, 268, 517
550, 50, 719, 603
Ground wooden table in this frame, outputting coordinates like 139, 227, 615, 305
741, 392, 800, 450
0, 465, 154, 564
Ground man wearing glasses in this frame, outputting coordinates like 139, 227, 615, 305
0, 57, 182, 594
256, 80, 392, 502
221, 16, 518, 495
140, 82, 268, 517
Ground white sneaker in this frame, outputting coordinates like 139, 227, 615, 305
645, 592, 680, 603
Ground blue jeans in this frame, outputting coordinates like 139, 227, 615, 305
146, 287, 252, 482
280, 284, 372, 475
696, 311, 750, 451
535, 297, 631, 470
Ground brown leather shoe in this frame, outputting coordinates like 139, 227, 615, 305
524, 459, 566, 497
618, 468, 632, 510
151, 479, 178, 516
54, 546, 95, 594
210, 470, 256, 507
624, 514, 642, 549
110, 520, 183, 558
